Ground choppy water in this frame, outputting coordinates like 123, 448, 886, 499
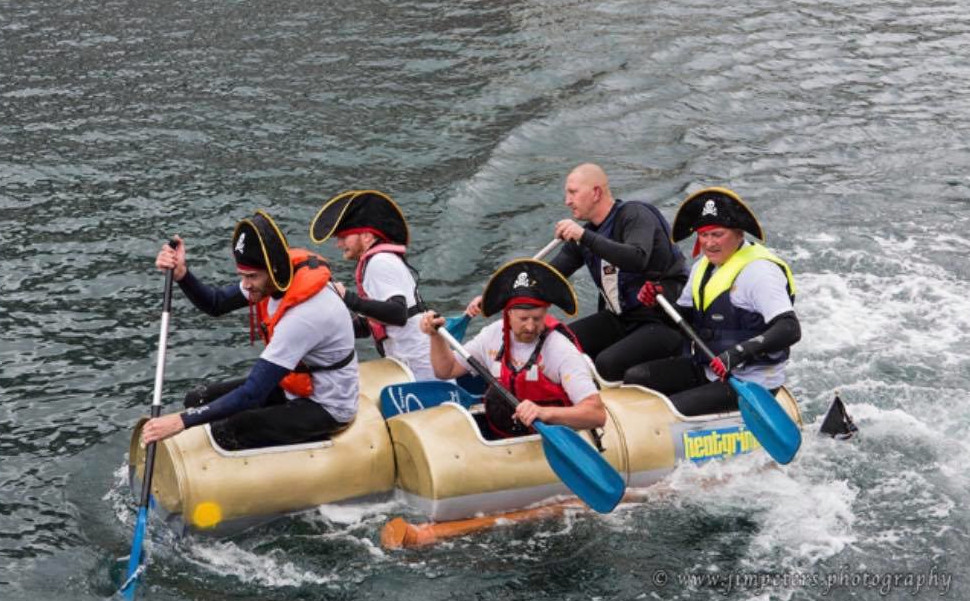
3, 0, 969, 599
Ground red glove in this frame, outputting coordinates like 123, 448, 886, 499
637, 281, 664, 307
710, 345, 747, 381
710, 356, 729, 381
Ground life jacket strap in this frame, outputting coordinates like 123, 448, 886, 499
292, 349, 356, 373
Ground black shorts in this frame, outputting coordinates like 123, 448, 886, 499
184, 378, 349, 450
624, 356, 781, 416
567, 310, 682, 382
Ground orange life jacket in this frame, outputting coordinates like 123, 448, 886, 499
254, 249, 334, 397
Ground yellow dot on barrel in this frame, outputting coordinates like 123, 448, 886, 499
192, 502, 223, 529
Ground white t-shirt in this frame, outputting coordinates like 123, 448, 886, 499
361, 252, 435, 381
458, 320, 599, 404
245, 284, 360, 423
677, 249, 794, 389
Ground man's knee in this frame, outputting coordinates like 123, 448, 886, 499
210, 420, 243, 450
594, 353, 625, 383
622, 362, 652, 387
211, 411, 268, 450
183, 383, 210, 409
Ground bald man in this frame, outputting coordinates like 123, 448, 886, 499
547, 164, 688, 383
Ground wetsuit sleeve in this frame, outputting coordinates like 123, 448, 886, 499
547, 242, 584, 278
177, 269, 248, 316
579, 206, 657, 271
351, 314, 371, 338
737, 312, 801, 359
342, 291, 408, 326
180, 358, 289, 428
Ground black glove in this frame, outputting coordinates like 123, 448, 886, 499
710, 344, 750, 381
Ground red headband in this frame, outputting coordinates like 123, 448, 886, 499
235, 263, 265, 273
692, 225, 733, 257
504, 296, 550, 310
336, 227, 389, 242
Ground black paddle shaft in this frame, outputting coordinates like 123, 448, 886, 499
465, 354, 520, 411
436, 326, 520, 411
656, 296, 718, 361
137, 239, 178, 509
678, 319, 718, 361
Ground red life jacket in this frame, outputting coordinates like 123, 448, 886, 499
353, 243, 425, 347
254, 249, 340, 398
486, 315, 583, 438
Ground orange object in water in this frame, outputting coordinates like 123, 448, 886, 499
381, 500, 583, 549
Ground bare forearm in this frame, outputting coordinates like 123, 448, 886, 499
540, 396, 606, 430
429, 333, 467, 380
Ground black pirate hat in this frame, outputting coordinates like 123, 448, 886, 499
481, 259, 578, 318
231, 210, 293, 291
671, 187, 765, 243
310, 190, 409, 246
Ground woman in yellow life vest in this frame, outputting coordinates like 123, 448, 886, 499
141, 210, 359, 450
625, 188, 801, 417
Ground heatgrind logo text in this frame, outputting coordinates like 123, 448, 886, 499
682, 425, 761, 462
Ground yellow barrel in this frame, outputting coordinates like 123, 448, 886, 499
128, 358, 412, 533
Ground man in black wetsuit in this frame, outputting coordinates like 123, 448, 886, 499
546, 163, 689, 383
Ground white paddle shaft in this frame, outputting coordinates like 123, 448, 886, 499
533, 238, 562, 261
150, 312, 171, 408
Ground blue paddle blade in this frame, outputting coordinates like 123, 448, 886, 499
444, 314, 471, 341
533, 421, 625, 513
380, 381, 480, 418
730, 377, 802, 465
120, 506, 149, 599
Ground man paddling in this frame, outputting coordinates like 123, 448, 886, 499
420, 259, 605, 438
142, 211, 359, 449
311, 190, 436, 381
626, 187, 801, 416
545, 163, 689, 383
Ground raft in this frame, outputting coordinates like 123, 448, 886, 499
129, 359, 802, 534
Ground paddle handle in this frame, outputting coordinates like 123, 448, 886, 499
437, 326, 520, 411
656, 295, 718, 362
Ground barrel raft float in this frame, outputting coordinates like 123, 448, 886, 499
128, 358, 803, 542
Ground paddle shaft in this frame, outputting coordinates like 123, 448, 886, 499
533, 238, 562, 261
437, 327, 520, 411
122, 240, 176, 598
656, 295, 718, 361
138, 241, 177, 507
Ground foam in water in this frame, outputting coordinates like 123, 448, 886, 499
313, 500, 404, 526
184, 540, 337, 587
104, 462, 135, 529
665, 450, 857, 567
